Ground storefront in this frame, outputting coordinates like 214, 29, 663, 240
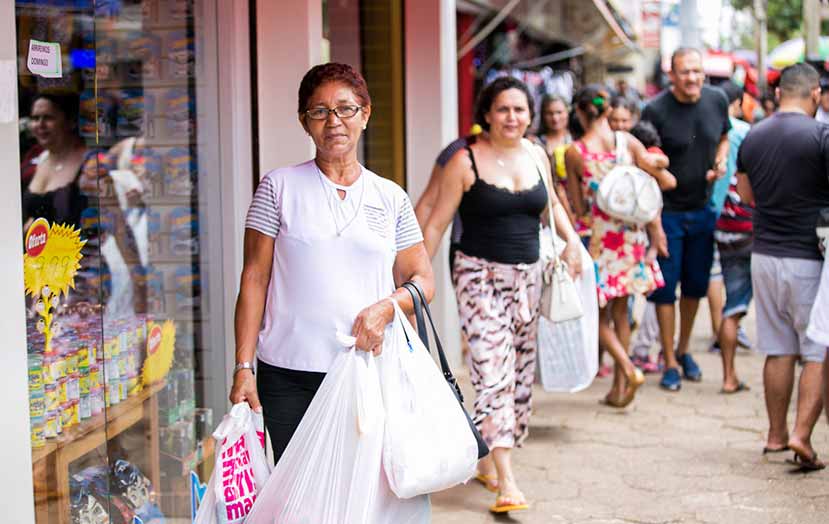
2, 1, 459, 522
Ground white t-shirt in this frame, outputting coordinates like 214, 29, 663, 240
245, 160, 423, 372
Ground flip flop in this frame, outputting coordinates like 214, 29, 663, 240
786, 453, 826, 471
474, 473, 499, 493
489, 493, 529, 514
720, 382, 751, 394
787, 444, 827, 471
762, 446, 790, 455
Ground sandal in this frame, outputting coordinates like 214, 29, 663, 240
489, 492, 529, 514
720, 382, 750, 394
599, 391, 625, 408
762, 445, 790, 455
474, 473, 499, 493
617, 368, 645, 408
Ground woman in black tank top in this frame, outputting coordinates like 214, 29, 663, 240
422, 77, 582, 514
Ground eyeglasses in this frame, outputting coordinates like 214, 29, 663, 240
304, 105, 362, 120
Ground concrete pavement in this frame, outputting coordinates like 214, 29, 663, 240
432, 302, 829, 523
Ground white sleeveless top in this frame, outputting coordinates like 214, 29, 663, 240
244, 160, 423, 372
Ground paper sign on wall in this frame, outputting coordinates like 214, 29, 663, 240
27, 39, 62, 78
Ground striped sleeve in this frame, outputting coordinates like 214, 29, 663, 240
245, 175, 280, 237
395, 194, 423, 251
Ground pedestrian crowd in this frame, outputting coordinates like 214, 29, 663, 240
228, 51, 829, 520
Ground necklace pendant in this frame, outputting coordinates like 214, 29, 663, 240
496, 159, 506, 168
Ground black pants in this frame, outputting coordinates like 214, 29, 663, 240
257, 360, 326, 464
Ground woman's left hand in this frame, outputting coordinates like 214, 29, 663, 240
351, 300, 395, 355
561, 237, 583, 280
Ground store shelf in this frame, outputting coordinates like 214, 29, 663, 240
161, 436, 215, 477
96, 81, 190, 90
31, 381, 165, 465
97, 24, 194, 33
30, 380, 164, 524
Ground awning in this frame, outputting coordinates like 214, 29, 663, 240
591, 0, 638, 53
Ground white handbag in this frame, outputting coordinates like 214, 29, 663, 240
524, 139, 583, 323
595, 132, 662, 226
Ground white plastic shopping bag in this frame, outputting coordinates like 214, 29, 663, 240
245, 336, 430, 524
378, 302, 478, 499
536, 229, 599, 393
194, 403, 271, 524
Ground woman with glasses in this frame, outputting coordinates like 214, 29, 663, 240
422, 77, 582, 514
230, 63, 434, 465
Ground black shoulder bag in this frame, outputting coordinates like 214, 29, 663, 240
401, 281, 490, 459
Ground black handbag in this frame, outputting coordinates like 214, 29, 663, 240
401, 281, 490, 459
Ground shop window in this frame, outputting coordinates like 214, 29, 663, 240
18, 1, 227, 522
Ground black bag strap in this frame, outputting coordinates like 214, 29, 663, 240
401, 281, 463, 402
402, 284, 428, 348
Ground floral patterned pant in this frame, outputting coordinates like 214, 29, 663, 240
453, 251, 542, 449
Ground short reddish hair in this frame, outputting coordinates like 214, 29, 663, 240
297, 63, 371, 114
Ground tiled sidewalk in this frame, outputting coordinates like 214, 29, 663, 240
433, 304, 829, 523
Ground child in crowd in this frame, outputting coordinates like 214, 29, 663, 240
628, 120, 674, 373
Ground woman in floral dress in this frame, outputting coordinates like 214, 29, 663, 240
565, 84, 673, 407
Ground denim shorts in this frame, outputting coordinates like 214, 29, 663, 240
718, 242, 752, 318
648, 208, 716, 304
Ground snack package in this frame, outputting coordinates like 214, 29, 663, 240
117, 89, 155, 138
163, 88, 194, 138
166, 30, 195, 79
169, 206, 199, 256
79, 90, 99, 138
168, 0, 194, 21
147, 209, 165, 259
144, 264, 166, 314
126, 32, 162, 81
163, 147, 196, 195
174, 265, 200, 313
132, 146, 164, 198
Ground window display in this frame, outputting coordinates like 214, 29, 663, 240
17, 1, 226, 522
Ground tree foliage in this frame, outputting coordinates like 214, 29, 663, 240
730, 0, 804, 42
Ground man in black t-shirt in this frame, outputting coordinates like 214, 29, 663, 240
641, 48, 731, 392
736, 63, 829, 469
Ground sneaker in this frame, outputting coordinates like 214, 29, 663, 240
678, 353, 702, 382
737, 327, 752, 350
708, 342, 721, 353
660, 367, 682, 391
632, 354, 659, 374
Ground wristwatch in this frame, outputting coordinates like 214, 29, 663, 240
234, 361, 255, 376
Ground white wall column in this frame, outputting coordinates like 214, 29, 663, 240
0, 0, 36, 520
215, 0, 255, 405
255, 0, 322, 173
405, 0, 462, 366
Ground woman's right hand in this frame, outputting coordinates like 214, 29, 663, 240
229, 369, 262, 412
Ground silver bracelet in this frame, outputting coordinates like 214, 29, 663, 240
234, 361, 255, 375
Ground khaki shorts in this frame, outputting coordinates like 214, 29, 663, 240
751, 253, 825, 363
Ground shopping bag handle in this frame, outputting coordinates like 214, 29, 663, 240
401, 281, 463, 402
